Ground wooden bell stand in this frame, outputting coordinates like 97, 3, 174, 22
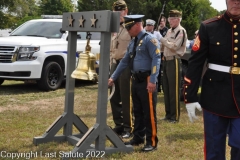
33, 10, 133, 158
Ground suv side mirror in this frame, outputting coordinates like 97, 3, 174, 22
60, 28, 65, 33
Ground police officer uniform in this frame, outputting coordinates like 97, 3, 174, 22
109, 0, 133, 138
110, 15, 160, 151
184, 11, 240, 159
160, 10, 187, 123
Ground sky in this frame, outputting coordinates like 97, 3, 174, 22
209, 0, 226, 11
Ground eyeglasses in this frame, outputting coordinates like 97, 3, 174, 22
167, 17, 178, 21
146, 24, 153, 26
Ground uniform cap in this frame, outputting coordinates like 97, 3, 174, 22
112, 0, 127, 11
169, 10, 182, 18
123, 15, 145, 30
146, 19, 156, 26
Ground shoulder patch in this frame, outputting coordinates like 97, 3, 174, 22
156, 48, 161, 54
150, 38, 158, 46
192, 35, 200, 51
203, 15, 222, 24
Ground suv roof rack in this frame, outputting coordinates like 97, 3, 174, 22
41, 15, 63, 19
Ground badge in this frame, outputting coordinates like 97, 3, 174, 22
192, 35, 200, 51
139, 40, 143, 46
150, 38, 158, 46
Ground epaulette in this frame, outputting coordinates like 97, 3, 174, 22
203, 15, 222, 24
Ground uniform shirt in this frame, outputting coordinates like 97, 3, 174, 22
160, 24, 187, 57
111, 30, 161, 83
145, 30, 162, 45
110, 24, 131, 63
184, 12, 240, 117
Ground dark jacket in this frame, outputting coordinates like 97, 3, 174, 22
184, 12, 240, 117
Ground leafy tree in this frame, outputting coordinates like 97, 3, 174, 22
77, 0, 113, 11
39, 0, 74, 15
7, 0, 38, 18
0, 0, 14, 29
0, 0, 40, 29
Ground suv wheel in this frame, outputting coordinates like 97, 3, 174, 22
37, 61, 63, 91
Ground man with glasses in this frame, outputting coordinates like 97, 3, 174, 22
184, 0, 240, 159
160, 10, 188, 123
109, 0, 133, 139
108, 14, 160, 152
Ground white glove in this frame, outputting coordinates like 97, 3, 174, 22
185, 102, 202, 123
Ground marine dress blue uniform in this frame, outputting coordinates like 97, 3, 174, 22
184, 12, 240, 160
111, 28, 161, 148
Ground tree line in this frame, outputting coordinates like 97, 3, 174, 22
0, 0, 225, 39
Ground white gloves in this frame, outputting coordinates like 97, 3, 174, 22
185, 102, 202, 123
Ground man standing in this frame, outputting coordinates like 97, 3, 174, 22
184, 0, 240, 159
158, 16, 168, 37
145, 19, 162, 43
109, 0, 133, 138
160, 10, 187, 123
158, 16, 168, 92
189, 30, 198, 49
108, 15, 160, 152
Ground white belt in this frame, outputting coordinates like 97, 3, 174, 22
208, 63, 240, 75
208, 63, 230, 73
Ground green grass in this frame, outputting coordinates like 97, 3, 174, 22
0, 80, 230, 160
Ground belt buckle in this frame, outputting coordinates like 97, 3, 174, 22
230, 67, 240, 75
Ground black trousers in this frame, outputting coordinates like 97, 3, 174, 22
110, 63, 133, 133
157, 52, 163, 92
131, 76, 158, 146
162, 58, 181, 121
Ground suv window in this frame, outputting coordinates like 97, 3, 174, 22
77, 32, 101, 40
10, 21, 63, 38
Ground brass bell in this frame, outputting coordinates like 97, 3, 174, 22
71, 32, 98, 82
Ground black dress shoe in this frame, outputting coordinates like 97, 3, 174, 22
113, 128, 123, 136
141, 145, 157, 152
168, 119, 178, 123
124, 139, 144, 146
121, 131, 133, 139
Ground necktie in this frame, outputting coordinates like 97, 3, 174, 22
130, 37, 138, 70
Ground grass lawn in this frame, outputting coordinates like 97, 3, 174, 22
0, 80, 230, 160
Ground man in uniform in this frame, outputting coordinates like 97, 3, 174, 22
158, 16, 168, 37
184, 0, 240, 159
160, 10, 187, 123
158, 16, 169, 93
109, 0, 133, 139
145, 19, 162, 43
108, 15, 160, 152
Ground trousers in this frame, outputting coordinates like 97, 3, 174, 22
203, 110, 240, 160
110, 62, 133, 133
162, 58, 182, 121
131, 75, 158, 146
